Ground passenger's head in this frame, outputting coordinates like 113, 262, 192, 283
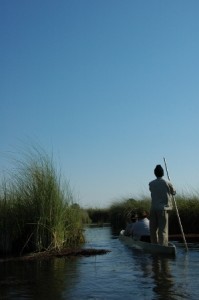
137, 210, 148, 220
154, 164, 164, 178
131, 213, 138, 223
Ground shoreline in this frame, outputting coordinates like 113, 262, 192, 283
1, 234, 198, 262
0, 248, 111, 262
169, 234, 199, 242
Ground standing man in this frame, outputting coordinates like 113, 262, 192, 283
149, 164, 176, 246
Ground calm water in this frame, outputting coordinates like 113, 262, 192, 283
1, 226, 199, 300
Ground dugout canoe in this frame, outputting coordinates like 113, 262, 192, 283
119, 231, 176, 256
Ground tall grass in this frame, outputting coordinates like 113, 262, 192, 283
0, 148, 84, 256
109, 197, 151, 230
86, 208, 110, 224
109, 195, 199, 234
169, 194, 199, 234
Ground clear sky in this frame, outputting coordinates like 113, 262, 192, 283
1, 0, 199, 208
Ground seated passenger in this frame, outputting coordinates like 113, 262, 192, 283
124, 213, 138, 236
132, 211, 150, 242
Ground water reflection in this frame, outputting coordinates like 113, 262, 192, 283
151, 256, 175, 299
0, 227, 199, 299
123, 243, 194, 300
0, 257, 80, 299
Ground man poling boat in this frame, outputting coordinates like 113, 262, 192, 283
119, 159, 187, 256
149, 164, 176, 247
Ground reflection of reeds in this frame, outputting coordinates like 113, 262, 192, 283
0, 148, 84, 256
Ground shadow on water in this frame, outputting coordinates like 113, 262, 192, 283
0, 257, 81, 300
0, 226, 199, 299
121, 247, 176, 299
118, 238, 196, 300
151, 256, 176, 299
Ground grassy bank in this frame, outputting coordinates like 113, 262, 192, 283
0, 148, 85, 256
86, 195, 199, 235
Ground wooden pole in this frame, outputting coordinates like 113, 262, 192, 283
163, 157, 188, 251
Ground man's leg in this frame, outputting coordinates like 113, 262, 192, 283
150, 210, 158, 244
158, 210, 168, 246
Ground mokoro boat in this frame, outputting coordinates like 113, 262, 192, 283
119, 231, 176, 256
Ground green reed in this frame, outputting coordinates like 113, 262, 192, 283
169, 194, 199, 234
86, 208, 110, 224
109, 194, 199, 234
0, 148, 84, 256
108, 197, 150, 230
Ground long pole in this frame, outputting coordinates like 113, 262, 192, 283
163, 157, 188, 251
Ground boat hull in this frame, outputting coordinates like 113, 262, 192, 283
119, 232, 176, 256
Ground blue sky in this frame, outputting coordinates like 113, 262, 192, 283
1, 0, 199, 208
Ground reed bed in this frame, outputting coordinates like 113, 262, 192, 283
109, 198, 150, 230
169, 194, 199, 234
86, 208, 110, 225
108, 195, 199, 234
0, 148, 84, 256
